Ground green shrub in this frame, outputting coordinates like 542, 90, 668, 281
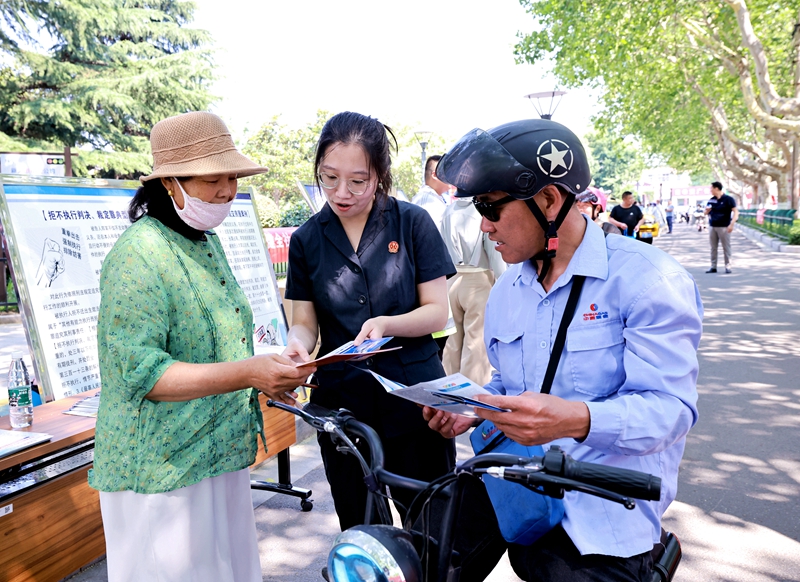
254, 195, 281, 228
280, 200, 312, 227
788, 224, 800, 245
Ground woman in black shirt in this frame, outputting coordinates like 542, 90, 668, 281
283, 111, 456, 529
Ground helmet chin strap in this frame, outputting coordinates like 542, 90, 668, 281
525, 192, 575, 284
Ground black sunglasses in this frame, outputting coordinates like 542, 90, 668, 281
473, 196, 516, 222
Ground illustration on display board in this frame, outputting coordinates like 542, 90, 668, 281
0, 176, 288, 401
35, 238, 66, 287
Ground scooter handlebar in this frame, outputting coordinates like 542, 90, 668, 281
562, 458, 661, 501
461, 447, 662, 503
545, 446, 661, 501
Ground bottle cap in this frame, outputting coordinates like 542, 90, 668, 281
11, 351, 23, 360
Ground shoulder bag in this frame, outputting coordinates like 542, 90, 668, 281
469, 275, 586, 546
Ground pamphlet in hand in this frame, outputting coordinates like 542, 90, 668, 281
296, 337, 402, 369
367, 371, 510, 417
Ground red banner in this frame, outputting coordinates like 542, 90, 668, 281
262, 227, 297, 273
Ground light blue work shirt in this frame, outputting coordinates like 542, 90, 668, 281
483, 218, 702, 557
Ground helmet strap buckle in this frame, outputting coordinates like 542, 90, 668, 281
545, 222, 559, 256
526, 192, 576, 284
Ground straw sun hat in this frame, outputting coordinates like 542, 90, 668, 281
140, 111, 267, 182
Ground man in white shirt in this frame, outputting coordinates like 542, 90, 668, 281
411, 155, 450, 231
440, 199, 507, 385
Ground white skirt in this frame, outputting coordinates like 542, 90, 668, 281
99, 469, 261, 582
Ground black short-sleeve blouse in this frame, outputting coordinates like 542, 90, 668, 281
286, 196, 456, 437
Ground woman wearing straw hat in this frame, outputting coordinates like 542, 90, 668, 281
90, 111, 312, 582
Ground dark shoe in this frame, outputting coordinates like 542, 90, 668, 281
321, 566, 330, 581
705, 268, 717, 273
725, 267, 732, 273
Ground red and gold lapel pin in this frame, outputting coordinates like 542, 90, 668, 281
388, 241, 399, 253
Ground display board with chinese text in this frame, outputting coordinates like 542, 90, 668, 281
0, 176, 287, 401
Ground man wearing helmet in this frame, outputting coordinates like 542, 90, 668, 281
575, 190, 621, 235
424, 119, 703, 581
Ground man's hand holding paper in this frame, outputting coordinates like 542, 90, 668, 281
423, 407, 476, 439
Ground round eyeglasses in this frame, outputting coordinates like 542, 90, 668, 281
473, 196, 516, 222
318, 172, 372, 196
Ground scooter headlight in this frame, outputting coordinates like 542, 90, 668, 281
327, 525, 422, 582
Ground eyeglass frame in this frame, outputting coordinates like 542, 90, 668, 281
472, 196, 516, 222
317, 172, 373, 196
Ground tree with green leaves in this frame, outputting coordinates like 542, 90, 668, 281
0, 0, 214, 178
242, 112, 455, 223
515, 0, 800, 207
586, 130, 646, 196
242, 111, 329, 205
389, 127, 452, 200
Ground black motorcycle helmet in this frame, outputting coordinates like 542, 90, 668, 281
437, 119, 591, 283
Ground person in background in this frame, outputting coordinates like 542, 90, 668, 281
425, 118, 702, 581
412, 154, 457, 356
665, 200, 675, 233
91, 111, 312, 582
704, 181, 738, 273
411, 154, 451, 231
440, 196, 507, 385
282, 111, 457, 531
575, 190, 621, 235
608, 191, 644, 237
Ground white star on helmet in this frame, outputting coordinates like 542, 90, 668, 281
536, 139, 573, 178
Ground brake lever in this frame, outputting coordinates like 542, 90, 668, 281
483, 467, 637, 509
266, 399, 331, 431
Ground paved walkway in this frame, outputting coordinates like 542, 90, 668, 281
3, 221, 799, 581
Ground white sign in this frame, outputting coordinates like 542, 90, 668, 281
0, 178, 287, 401
0, 154, 66, 177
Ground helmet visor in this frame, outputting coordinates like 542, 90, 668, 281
437, 129, 539, 199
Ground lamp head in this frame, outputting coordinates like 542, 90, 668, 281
328, 525, 422, 582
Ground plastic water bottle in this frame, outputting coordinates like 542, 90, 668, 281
8, 352, 33, 428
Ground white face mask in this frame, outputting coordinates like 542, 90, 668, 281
171, 179, 235, 231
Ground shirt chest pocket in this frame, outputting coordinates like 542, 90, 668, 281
566, 319, 626, 398
488, 331, 525, 393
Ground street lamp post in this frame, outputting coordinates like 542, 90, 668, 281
524, 90, 567, 120
414, 130, 432, 187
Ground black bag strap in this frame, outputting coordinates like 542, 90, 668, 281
474, 275, 586, 455
541, 275, 585, 394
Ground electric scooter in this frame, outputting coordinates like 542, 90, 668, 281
268, 400, 682, 582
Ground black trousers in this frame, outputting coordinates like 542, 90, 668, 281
508, 525, 654, 582
318, 424, 456, 531
411, 474, 508, 582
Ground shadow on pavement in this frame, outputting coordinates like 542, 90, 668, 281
656, 224, 800, 582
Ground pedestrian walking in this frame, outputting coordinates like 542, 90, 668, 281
704, 181, 738, 273
608, 191, 643, 238
665, 200, 675, 233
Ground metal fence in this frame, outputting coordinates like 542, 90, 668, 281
739, 208, 797, 240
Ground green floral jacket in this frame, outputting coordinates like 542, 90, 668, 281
89, 216, 262, 494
